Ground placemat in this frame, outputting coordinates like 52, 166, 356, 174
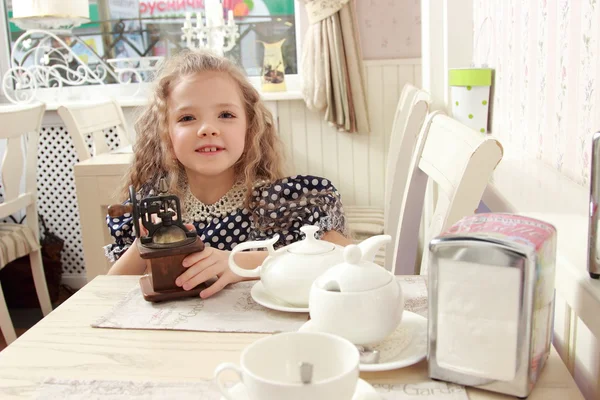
35, 378, 467, 400
92, 281, 308, 333
92, 276, 427, 334
397, 275, 428, 317
374, 382, 469, 399
35, 378, 220, 400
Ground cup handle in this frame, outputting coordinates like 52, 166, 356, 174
214, 362, 244, 400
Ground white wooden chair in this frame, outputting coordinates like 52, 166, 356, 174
57, 99, 131, 161
392, 112, 504, 276
0, 103, 53, 344
346, 84, 432, 265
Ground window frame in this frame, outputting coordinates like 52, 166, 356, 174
0, 0, 307, 104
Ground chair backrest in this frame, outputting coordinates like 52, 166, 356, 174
57, 99, 131, 161
382, 84, 432, 267
392, 112, 503, 275
0, 102, 46, 236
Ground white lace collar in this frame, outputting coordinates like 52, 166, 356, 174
182, 182, 246, 222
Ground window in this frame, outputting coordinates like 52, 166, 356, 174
2, 0, 298, 87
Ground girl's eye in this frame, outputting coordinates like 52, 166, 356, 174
178, 115, 194, 122
219, 111, 235, 119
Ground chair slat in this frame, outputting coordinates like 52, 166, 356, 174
57, 99, 132, 160
2, 137, 24, 201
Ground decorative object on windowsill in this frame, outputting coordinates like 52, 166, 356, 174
259, 39, 286, 92
449, 17, 495, 134
107, 180, 206, 303
2, 0, 161, 105
180, 0, 239, 56
428, 213, 557, 398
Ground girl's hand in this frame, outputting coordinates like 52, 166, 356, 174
175, 224, 258, 299
175, 224, 249, 298
175, 245, 247, 298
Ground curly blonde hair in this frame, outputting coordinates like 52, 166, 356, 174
120, 49, 285, 205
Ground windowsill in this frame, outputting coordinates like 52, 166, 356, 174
10, 74, 304, 110
482, 145, 600, 337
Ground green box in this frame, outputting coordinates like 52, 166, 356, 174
448, 68, 493, 87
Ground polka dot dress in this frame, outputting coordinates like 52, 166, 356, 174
104, 175, 347, 261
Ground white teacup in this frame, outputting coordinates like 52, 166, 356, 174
214, 332, 359, 400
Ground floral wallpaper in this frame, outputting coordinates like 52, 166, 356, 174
474, 0, 600, 187
356, 0, 422, 59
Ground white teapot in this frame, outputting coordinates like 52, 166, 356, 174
308, 239, 404, 345
228, 226, 389, 308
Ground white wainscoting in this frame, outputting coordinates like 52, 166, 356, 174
274, 58, 422, 208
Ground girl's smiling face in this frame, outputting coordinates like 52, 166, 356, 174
168, 71, 247, 182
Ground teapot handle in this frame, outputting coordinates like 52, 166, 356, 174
228, 235, 279, 278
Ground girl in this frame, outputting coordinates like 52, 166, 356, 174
105, 49, 351, 298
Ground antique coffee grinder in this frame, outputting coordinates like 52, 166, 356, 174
108, 179, 205, 302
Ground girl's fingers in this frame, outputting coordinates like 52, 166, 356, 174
176, 251, 218, 287
181, 262, 222, 291
200, 273, 233, 298
136, 216, 161, 236
184, 223, 195, 232
137, 218, 148, 236
182, 247, 213, 268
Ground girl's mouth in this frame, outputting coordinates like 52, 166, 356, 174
195, 146, 225, 155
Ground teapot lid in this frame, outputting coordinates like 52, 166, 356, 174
314, 244, 392, 292
288, 225, 335, 255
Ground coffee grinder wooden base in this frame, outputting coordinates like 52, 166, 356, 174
138, 237, 205, 302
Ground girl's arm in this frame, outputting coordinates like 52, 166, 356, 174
107, 230, 349, 278
107, 243, 268, 276
322, 230, 353, 246
233, 250, 268, 270
107, 240, 146, 275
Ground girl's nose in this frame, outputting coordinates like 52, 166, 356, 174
197, 123, 220, 138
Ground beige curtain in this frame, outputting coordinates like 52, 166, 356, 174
301, 0, 370, 134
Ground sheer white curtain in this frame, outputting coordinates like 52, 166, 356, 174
301, 0, 370, 134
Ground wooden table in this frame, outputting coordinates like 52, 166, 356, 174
0, 276, 584, 399
73, 152, 132, 281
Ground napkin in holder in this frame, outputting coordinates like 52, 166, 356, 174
427, 213, 557, 398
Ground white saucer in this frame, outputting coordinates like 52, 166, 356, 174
220, 378, 377, 400
298, 311, 428, 372
250, 281, 309, 313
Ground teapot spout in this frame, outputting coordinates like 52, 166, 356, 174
357, 235, 392, 263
